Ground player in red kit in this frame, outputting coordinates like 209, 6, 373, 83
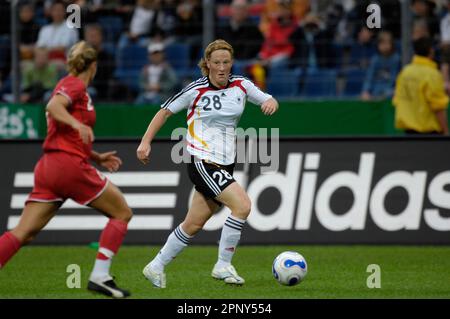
0, 41, 132, 298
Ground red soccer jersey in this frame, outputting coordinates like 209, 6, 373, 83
43, 75, 96, 159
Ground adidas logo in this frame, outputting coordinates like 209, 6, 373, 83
221, 92, 226, 97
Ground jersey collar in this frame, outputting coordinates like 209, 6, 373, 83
207, 77, 230, 90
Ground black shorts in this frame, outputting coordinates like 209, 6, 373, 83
187, 156, 236, 201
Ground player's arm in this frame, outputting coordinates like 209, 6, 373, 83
425, 72, 450, 135
137, 108, 173, 164
435, 109, 449, 135
244, 79, 279, 116
46, 94, 94, 144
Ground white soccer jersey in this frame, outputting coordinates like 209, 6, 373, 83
161, 75, 272, 165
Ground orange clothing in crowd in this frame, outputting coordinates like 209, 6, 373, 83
259, 0, 310, 36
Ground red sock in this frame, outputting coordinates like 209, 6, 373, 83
0, 232, 21, 268
96, 219, 128, 260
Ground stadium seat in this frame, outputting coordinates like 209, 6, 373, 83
342, 68, 366, 97
266, 67, 302, 99
164, 43, 190, 75
348, 42, 377, 68
98, 16, 124, 43
301, 69, 337, 98
114, 44, 148, 92
0, 35, 10, 70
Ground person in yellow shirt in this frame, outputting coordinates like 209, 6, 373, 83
393, 37, 449, 135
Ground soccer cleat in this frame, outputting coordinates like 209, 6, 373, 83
142, 264, 166, 288
211, 264, 245, 285
87, 275, 131, 298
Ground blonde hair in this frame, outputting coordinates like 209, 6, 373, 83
198, 39, 234, 76
66, 41, 98, 76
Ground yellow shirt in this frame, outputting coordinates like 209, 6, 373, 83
392, 55, 449, 132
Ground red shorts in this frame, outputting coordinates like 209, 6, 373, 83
26, 151, 108, 206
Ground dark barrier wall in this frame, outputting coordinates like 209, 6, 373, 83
0, 100, 403, 139
1, 138, 449, 244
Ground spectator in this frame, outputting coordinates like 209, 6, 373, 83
20, 47, 58, 104
19, 2, 40, 61
84, 24, 115, 101
346, 25, 377, 69
36, 1, 79, 62
412, 18, 431, 40
441, 44, 450, 94
118, 0, 175, 49
440, 0, 450, 93
135, 42, 178, 105
289, 13, 334, 70
85, 0, 135, 20
441, 0, 450, 44
258, 0, 298, 69
0, 1, 11, 87
361, 31, 400, 100
411, 0, 440, 40
345, 0, 401, 39
324, 2, 347, 44
216, 0, 264, 61
393, 37, 449, 135
174, 0, 204, 65
259, 0, 310, 37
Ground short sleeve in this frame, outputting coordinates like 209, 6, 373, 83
161, 85, 195, 114
55, 80, 83, 106
242, 78, 272, 105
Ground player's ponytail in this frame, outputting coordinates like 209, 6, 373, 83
198, 39, 234, 76
67, 41, 98, 76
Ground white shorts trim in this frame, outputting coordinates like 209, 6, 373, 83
195, 161, 221, 196
83, 179, 109, 206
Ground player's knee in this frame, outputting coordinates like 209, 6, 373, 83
234, 197, 251, 219
118, 207, 133, 223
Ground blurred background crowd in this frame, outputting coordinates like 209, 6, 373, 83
0, 0, 449, 105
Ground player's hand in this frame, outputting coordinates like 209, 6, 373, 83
137, 142, 151, 164
73, 122, 94, 144
98, 151, 122, 173
261, 98, 279, 116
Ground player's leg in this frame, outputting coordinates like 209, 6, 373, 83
143, 191, 220, 288
86, 182, 132, 298
212, 182, 251, 285
0, 202, 59, 268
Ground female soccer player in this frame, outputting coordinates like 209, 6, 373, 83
137, 39, 279, 288
0, 41, 132, 298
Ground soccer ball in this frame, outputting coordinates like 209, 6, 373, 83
272, 251, 308, 286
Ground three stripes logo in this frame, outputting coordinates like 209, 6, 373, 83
8, 172, 180, 231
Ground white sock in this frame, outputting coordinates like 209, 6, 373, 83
216, 215, 246, 269
90, 247, 114, 281
150, 224, 193, 273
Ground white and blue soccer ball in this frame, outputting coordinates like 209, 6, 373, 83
272, 251, 308, 286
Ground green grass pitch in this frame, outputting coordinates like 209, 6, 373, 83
0, 245, 449, 299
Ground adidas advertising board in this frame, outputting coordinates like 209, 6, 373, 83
0, 138, 449, 244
